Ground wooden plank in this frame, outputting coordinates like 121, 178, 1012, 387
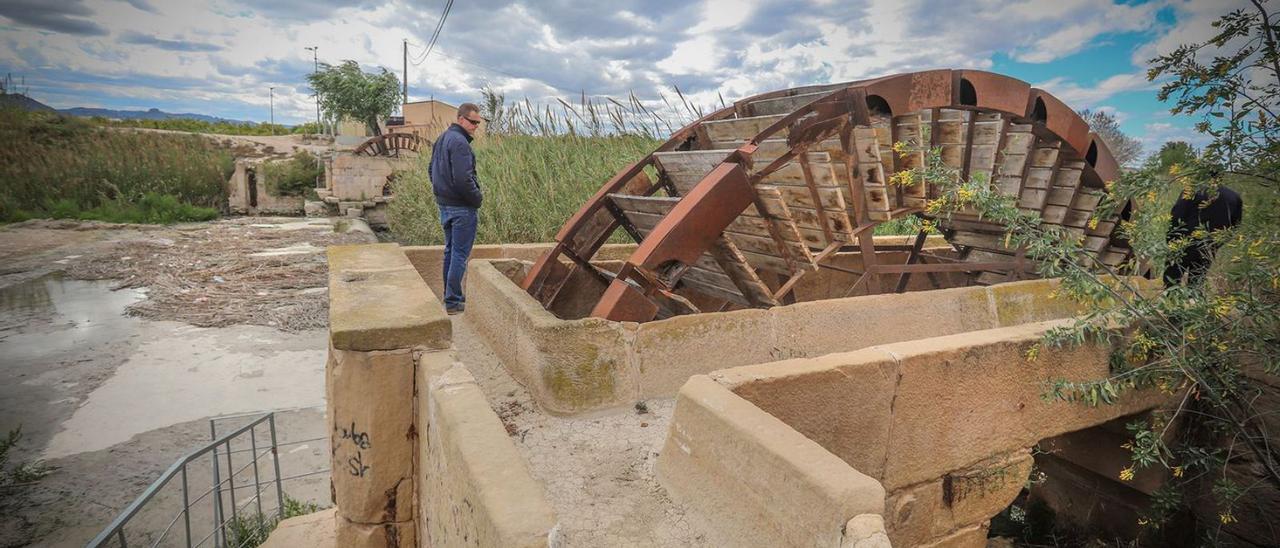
679, 272, 750, 306
653, 150, 732, 192
1042, 205, 1069, 224
707, 237, 778, 307
702, 114, 787, 142
748, 90, 834, 116
608, 193, 678, 216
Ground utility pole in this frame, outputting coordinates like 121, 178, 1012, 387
269, 86, 275, 134
305, 46, 320, 134
402, 39, 408, 107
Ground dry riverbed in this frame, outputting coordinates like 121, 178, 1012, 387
0, 217, 373, 547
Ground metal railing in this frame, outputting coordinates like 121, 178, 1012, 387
87, 410, 329, 548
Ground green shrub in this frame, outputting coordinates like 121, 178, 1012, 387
261, 151, 323, 197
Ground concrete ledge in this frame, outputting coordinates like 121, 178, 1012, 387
418, 351, 559, 548
656, 375, 886, 547
467, 254, 1098, 415
328, 243, 451, 351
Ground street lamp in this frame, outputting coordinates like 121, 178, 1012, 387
305, 46, 320, 135
269, 86, 275, 135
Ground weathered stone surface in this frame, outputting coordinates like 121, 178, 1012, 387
880, 320, 1169, 489
986, 278, 1083, 326
634, 306, 778, 399
418, 353, 558, 547
326, 346, 416, 525
465, 259, 638, 414
328, 244, 451, 352
657, 376, 885, 547
303, 200, 327, 217
261, 508, 337, 548
770, 283, 999, 367
841, 514, 892, 548
884, 451, 1032, 547
335, 513, 415, 548
714, 347, 899, 478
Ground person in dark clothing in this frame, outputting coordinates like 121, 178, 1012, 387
1164, 185, 1243, 287
430, 103, 484, 314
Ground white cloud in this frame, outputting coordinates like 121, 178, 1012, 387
0, 0, 1219, 126
1035, 72, 1155, 108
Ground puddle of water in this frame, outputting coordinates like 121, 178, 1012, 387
42, 325, 326, 459
0, 274, 146, 364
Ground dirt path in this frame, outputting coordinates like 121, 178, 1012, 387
0, 218, 373, 547
451, 317, 727, 547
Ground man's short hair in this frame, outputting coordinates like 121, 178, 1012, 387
457, 103, 480, 119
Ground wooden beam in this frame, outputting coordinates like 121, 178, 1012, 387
893, 229, 929, 293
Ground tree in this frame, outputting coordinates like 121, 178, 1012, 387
1150, 141, 1198, 173
1079, 109, 1144, 167
306, 60, 401, 138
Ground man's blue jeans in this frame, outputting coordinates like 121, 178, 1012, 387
438, 205, 478, 310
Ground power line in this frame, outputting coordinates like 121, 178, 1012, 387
411, 0, 452, 67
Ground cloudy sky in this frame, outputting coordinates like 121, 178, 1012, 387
0, 0, 1242, 155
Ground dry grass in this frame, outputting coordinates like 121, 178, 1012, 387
63, 218, 372, 331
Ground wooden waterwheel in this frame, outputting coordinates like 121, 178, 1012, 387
522, 70, 1131, 323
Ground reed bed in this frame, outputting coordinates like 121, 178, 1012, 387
0, 108, 233, 223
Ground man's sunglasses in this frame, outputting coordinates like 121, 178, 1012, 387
464, 117, 483, 125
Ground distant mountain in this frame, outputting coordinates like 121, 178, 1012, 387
58, 107, 252, 124
0, 92, 56, 112
1, 93, 259, 125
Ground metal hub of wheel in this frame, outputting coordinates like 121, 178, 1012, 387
522, 69, 1130, 323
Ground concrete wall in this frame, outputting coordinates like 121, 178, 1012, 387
655, 375, 887, 547
461, 252, 1090, 415
418, 353, 558, 547
326, 242, 557, 548
698, 320, 1173, 547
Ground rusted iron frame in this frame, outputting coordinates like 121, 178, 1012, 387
560, 245, 615, 287
602, 197, 645, 244
592, 160, 757, 321
522, 102, 739, 298
893, 229, 930, 293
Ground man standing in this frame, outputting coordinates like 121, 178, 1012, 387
430, 103, 484, 314
1164, 184, 1243, 287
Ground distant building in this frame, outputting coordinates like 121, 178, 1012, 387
390, 99, 485, 143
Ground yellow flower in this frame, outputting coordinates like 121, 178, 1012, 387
1025, 345, 1040, 362
1172, 466, 1184, 478
1119, 467, 1135, 481
1169, 163, 1182, 176
1137, 518, 1151, 527
892, 141, 909, 154
1088, 217, 1099, 230
1220, 512, 1237, 524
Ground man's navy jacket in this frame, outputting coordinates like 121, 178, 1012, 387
430, 123, 483, 208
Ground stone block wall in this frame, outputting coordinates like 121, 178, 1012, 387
327, 243, 451, 547
704, 320, 1174, 546
326, 242, 557, 548
326, 154, 411, 201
